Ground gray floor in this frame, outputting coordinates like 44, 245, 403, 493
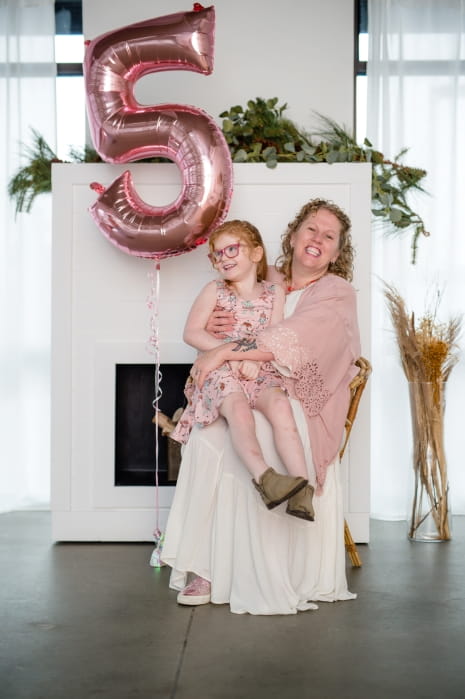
1, 513, 464, 699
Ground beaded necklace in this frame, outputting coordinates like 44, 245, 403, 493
286, 272, 326, 294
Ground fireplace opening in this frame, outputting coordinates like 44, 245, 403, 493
114, 363, 191, 486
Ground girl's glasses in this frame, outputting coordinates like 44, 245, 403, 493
208, 243, 244, 264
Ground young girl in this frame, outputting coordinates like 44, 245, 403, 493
171, 220, 314, 522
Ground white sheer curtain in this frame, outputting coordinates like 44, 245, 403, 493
367, 0, 465, 518
0, 0, 56, 511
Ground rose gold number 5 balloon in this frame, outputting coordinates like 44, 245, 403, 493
83, 4, 233, 260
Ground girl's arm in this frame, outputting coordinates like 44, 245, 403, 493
183, 281, 227, 352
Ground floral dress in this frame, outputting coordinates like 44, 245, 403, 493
171, 280, 285, 444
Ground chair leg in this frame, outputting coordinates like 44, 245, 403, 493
344, 519, 362, 567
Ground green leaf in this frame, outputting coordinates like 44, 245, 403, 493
222, 119, 234, 133
389, 208, 403, 223
233, 150, 248, 162
371, 151, 385, 164
325, 150, 340, 164
301, 143, 316, 156
262, 146, 277, 159
284, 142, 295, 153
379, 192, 394, 206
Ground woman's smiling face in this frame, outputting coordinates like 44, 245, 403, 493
291, 207, 342, 278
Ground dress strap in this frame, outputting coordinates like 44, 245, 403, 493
216, 279, 236, 310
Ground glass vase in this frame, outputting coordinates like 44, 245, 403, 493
407, 381, 451, 542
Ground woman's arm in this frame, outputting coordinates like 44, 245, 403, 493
192, 339, 274, 387
183, 281, 227, 351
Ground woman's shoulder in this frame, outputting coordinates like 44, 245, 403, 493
266, 265, 286, 287
297, 274, 356, 310
320, 273, 355, 296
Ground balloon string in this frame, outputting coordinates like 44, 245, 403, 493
146, 261, 165, 566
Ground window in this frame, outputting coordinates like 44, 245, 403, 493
355, 0, 368, 142
55, 1, 85, 160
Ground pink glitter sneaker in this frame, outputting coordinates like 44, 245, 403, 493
177, 576, 211, 606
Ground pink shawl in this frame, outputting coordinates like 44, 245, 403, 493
256, 273, 361, 492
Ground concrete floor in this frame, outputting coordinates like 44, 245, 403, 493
1, 513, 464, 699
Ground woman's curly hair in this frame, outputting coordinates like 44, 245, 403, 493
275, 198, 354, 282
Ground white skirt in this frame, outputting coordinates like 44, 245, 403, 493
161, 398, 356, 615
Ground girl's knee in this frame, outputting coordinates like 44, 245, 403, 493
259, 388, 293, 418
221, 392, 252, 421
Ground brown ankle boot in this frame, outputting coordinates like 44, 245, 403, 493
286, 484, 315, 521
252, 467, 307, 510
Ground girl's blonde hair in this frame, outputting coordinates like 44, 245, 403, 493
208, 220, 268, 282
275, 198, 354, 282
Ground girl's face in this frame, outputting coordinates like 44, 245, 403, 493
209, 232, 262, 282
290, 208, 341, 278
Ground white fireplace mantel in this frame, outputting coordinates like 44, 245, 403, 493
51, 162, 372, 542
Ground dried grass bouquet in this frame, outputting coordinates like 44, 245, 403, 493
384, 283, 462, 540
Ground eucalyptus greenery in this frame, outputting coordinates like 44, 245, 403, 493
7, 97, 429, 262
221, 98, 429, 262
7, 130, 101, 214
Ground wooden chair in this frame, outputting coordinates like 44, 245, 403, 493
340, 356, 372, 567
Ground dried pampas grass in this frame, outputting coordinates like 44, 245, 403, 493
384, 283, 462, 540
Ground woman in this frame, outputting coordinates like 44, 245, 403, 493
161, 198, 362, 615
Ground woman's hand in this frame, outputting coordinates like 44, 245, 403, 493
205, 307, 235, 338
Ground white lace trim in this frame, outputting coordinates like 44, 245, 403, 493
257, 328, 330, 416
294, 361, 330, 417
256, 325, 305, 373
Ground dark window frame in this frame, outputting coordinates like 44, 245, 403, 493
55, 0, 84, 77
355, 0, 368, 77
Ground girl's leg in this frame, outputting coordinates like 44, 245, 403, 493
219, 392, 269, 480
220, 391, 308, 510
254, 388, 308, 479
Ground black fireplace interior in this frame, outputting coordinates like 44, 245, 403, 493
114, 363, 191, 486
